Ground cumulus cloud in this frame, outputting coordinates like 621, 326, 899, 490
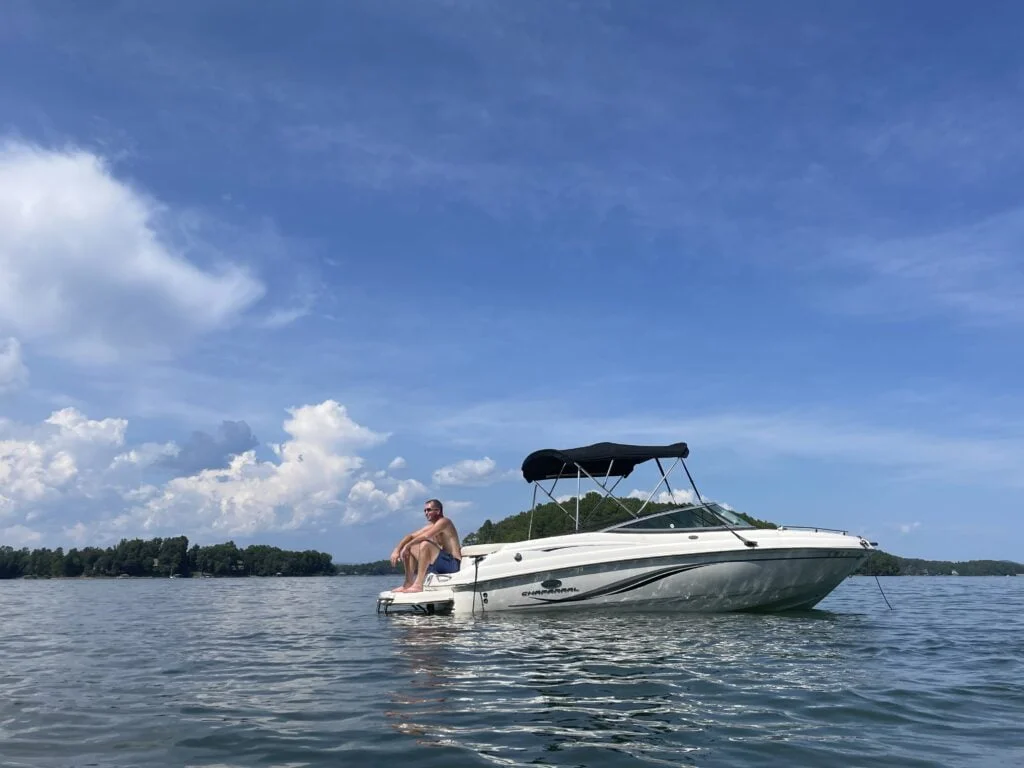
346, 477, 430, 523
278, 400, 388, 452
45, 407, 127, 446
0, 337, 29, 393
1, 407, 127, 519
432, 456, 510, 486
0, 141, 265, 364
156, 420, 258, 476
388, 456, 407, 471
126, 401, 389, 535
0, 399, 430, 544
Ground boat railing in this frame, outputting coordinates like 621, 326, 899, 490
777, 525, 849, 535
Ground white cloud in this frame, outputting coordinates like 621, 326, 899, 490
0, 440, 76, 513
0, 141, 265, 364
109, 442, 180, 470
45, 407, 127, 446
113, 399, 426, 537
1, 524, 42, 547
1, 407, 127, 517
432, 456, 509, 486
346, 477, 430, 523
0, 337, 29, 393
0, 399, 425, 543
130, 401, 387, 535
388, 456, 407, 471
275, 400, 387, 453
898, 522, 922, 534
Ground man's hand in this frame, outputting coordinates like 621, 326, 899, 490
390, 548, 400, 567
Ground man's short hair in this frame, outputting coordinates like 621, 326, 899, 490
425, 498, 444, 514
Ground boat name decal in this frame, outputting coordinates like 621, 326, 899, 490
521, 586, 579, 597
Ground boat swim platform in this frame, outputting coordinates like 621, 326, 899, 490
376, 588, 456, 616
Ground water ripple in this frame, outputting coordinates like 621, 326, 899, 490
0, 576, 1022, 767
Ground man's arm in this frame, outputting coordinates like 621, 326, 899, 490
400, 518, 450, 553
390, 524, 430, 565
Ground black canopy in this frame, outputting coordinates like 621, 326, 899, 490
521, 441, 689, 482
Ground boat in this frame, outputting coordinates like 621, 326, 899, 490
377, 441, 875, 615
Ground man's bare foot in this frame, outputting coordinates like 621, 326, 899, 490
392, 585, 411, 593
405, 583, 424, 593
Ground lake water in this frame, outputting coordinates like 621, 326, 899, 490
1, 575, 1022, 767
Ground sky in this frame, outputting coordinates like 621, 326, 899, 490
1, 0, 1023, 564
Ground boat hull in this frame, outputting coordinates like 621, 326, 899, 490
453, 548, 866, 613
378, 529, 873, 615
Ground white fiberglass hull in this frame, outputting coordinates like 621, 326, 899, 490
377, 528, 873, 615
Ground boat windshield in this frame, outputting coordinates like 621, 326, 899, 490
606, 502, 753, 532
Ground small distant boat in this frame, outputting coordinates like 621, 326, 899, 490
378, 441, 875, 615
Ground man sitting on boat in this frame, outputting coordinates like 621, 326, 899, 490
389, 498, 462, 593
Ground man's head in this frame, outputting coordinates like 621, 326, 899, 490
424, 498, 444, 522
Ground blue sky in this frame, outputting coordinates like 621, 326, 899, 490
1, 1, 1022, 563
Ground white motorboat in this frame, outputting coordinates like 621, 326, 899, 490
377, 442, 875, 615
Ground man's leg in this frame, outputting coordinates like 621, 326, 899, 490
405, 541, 439, 592
393, 548, 418, 592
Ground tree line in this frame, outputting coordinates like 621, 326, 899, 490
855, 550, 1024, 577
335, 559, 403, 575
0, 536, 336, 579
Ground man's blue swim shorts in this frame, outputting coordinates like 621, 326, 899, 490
428, 550, 461, 574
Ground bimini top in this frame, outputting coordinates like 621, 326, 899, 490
521, 441, 689, 483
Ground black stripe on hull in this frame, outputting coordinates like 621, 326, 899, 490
510, 563, 708, 606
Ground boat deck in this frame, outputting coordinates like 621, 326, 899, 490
376, 588, 456, 615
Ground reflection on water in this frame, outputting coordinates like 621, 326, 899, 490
382, 609, 871, 765
0, 576, 1022, 767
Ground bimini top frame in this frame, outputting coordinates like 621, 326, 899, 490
519, 441, 757, 547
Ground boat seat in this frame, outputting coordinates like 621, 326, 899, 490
461, 543, 505, 557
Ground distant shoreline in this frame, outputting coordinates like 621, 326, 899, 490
5, 537, 1022, 580
10, 573, 338, 580
854, 551, 1023, 577
0, 537, 336, 580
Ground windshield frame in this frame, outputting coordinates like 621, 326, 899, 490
603, 502, 754, 533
